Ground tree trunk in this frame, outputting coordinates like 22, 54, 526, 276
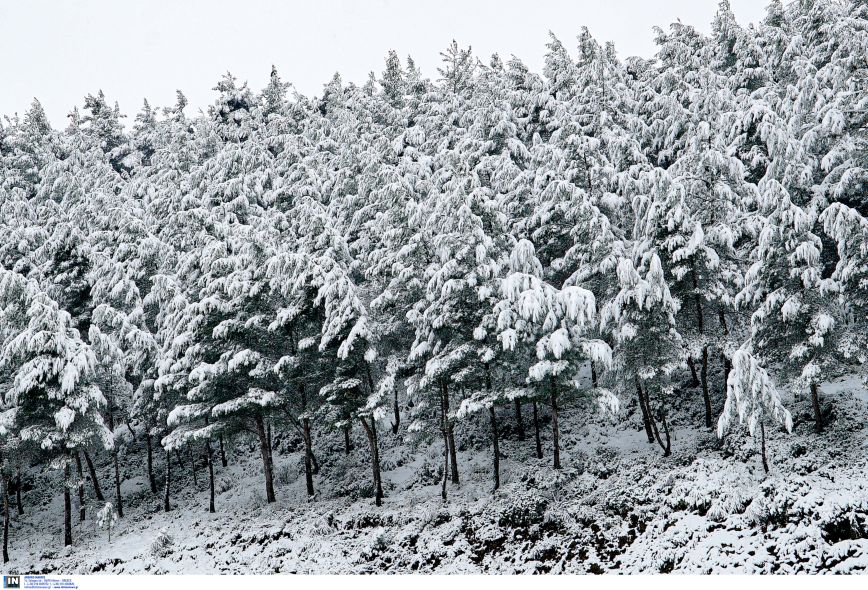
112, 451, 123, 518
145, 433, 157, 494
591, 360, 598, 388
811, 382, 823, 433
64, 461, 72, 547
14, 467, 22, 516
219, 435, 228, 468
343, 425, 352, 454
647, 392, 672, 457
82, 451, 105, 502
2, 474, 8, 563
489, 406, 500, 491
188, 444, 198, 487
206, 441, 215, 514
687, 357, 700, 387
550, 379, 561, 470
701, 345, 712, 429
514, 399, 525, 441
254, 415, 276, 503
163, 447, 171, 512
391, 388, 401, 435
302, 417, 315, 498
532, 400, 543, 459
635, 377, 655, 444
360, 417, 384, 506
74, 453, 86, 522
760, 421, 769, 473
439, 380, 449, 501
484, 365, 500, 491
440, 379, 458, 484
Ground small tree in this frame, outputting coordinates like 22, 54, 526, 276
97, 501, 118, 543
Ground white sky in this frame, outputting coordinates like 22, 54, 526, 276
0, 0, 769, 127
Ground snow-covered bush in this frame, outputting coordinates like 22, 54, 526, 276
150, 527, 174, 559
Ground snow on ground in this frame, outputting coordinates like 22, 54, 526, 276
4, 374, 868, 574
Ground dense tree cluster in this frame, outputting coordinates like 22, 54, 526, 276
0, 0, 866, 558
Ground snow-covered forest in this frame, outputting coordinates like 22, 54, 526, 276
0, 0, 867, 575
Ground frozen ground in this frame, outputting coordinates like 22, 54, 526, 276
4, 374, 867, 574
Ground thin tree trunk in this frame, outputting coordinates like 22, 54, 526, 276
75, 453, 85, 522
484, 364, 500, 491
701, 345, 712, 429
687, 357, 700, 387
489, 407, 500, 491
83, 451, 105, 502
760, 421, 769, 473
146, 433, 158, 494
254, 415, 276, 503
206, 441, 215, 513
439, 380, 449, 502
64, 461, 72, 547
112, 452, 123, 518
532, 400, 543, 459
163, 447, 171, 512
204, 416, 215, 514
219, 435, 228, 468
635, 377, 655, 443
514, 399, 525, 441
14, 467, 22, 516
189, 444, 198, 487
360, 417, 383, 506
646, 392, 672, 457
2, 474, 8, 563
391, 388, 401, 435
343, 425, 352, 454
442, 381, 459, 484
302, 417, 315, 498
811, 382, 823, 432
550, 379, 561, 470
591, 360, 598, 388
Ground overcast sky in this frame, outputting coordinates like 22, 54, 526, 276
0, 0, 770, 127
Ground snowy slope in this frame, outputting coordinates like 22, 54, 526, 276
4, 375, 867, 574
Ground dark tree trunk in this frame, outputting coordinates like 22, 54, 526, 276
163, 447, 171, 512
811, 382, 823, 433
188, 444, 198, 487
635, 377, 655, 443
14, 467, 22, 516
219, 435, 228, 468
112, 452, 123, 518
687, 357, 700, 387
343, 425, 352, 454
591, 360, 598, 388
15, 465, 24, 516
532, 400, 543, 459
204, 416, 215, 514
254, 415, 276, 503
514, 399, 525, 441
266, 422, 275, 482
760, 421, 769, 473
647, 393, 672, 457
550, 379, 561, 470
63, 461, 72, 547
2, 474, 8, 563
302, 417, 315, 498
489, 407, 500, 491
83, 451, 105, 502
391, 388, 401, 435
107, 390, 123, 518
146, 433, 157, 494
206, 441, 215, 514
484, 365, 500, 491
442, 382, 459, 484
74, 453, 86, 522
360, 417, 384, 506
701, 345, 712, 429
